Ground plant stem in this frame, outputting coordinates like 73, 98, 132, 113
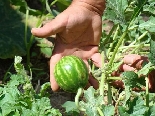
24, 8, 32, 69
130, 43, 144, 54
3, 63, 13, 83
75, 88, 85, 111
24, 9, 29, 49
50, 0, 58, 6
108, 77, 122, 80
107, 25, 120, 57
97, 107, 104, 116
122, 31, 148, 53
108, 30, 127, 69
99, 52, 106, 96
145, 77, 149, 107
108, 83, 112, 105
119, 44, 149, 49
26, 15, 44, 67
106, 26, 127, 105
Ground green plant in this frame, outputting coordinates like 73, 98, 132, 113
62, 0, 155, 115
0, 0, 28, 59
54, 55, 89, 93
2, 0, 155, 115
0, 56, 62, 116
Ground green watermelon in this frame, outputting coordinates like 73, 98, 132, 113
54, 55, 89, 93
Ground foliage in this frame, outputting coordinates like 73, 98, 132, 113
1, 0, 155, 116
62, 0, 155, 116
0, 56, 62, 116
0, 0, 28, 59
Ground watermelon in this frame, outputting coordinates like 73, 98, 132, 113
54, 55, 89, 93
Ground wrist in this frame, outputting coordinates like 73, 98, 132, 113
72, 0, 106, 15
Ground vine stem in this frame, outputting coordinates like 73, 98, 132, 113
26, 14, 44, 67
108, 77, 122, 80
99, 51, 106, 96
97, 107, 104, 116
122, 31, 148, 53
145, 77, 149, 107
107, 25, 120, 56
145, 77, 149, 116
108, 83, 112, 105
75, 88, 86, 111
107, 28, 127, 105
24, 9, 29, 49
108, 30, 127, 69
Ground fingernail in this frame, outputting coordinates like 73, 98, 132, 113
31, 28, 39, 34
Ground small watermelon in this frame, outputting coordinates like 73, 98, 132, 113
54, 55, 89, 93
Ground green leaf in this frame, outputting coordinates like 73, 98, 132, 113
139, 16, 155, 33
128, 97, 146, 116
118, 97, 147, 116
0, 57, 62, 116
104, 0, 128, 24
56, 0, 71, 12
21, 109, 34, 116
149, 105, 155, 116
121, 71, 139, 88
36, 38, 54, 58
40, 82, 51, 97
0, 1, 31, 59
62, 101, 79, 113
148, 39, 155, 65
102, 105, 115, 116
21, 97, 62, 116
57, 0, 71, 6
137, 62, 155, 76
121, 71, 140, 103
118, 106, 130, 116
40, 47, 53, 58
143, 0, 155, 15
79, 86, 103, 116
9, 0, 27, 7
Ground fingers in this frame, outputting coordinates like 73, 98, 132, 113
31, 13, 68, 38
50, 54, 62, 91
90, 53, 102, 68
119, 64, 135, 72
123, 54, 148, 69
123, 54, 141, 65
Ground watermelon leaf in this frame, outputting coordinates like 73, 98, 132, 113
0, 1, 31, 59
121, 71, 139, 88
104, 0, 128, 24
79, 86, 103, 116
62, 101, 79, 113
137, 62, 155, 76
148, 39, 155, 65
139, 16, 155, 33
149, 105, 155, 116
102, 105, 115, 116
118, 97, 147, 116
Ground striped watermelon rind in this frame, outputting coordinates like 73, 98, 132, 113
54, 55, 89, 93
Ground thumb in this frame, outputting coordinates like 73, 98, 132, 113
31, 14, 68, 38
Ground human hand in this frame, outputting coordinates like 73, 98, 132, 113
31, 0, 105, 91
112, 54, 155, 92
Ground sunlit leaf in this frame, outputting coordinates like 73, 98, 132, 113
139, 16, 155, 33
0, 1, 30, 59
